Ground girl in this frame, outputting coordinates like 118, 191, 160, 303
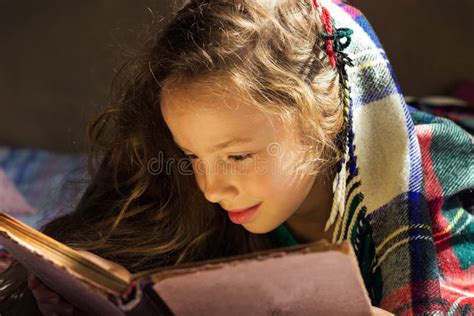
2, 0, 473, 315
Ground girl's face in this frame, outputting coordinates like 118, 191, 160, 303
160, 83, 319, 234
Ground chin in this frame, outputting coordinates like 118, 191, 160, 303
241, 223, 274, 235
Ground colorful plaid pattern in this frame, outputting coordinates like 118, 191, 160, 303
273, 1, 474, 315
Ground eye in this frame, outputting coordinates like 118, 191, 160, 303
228, 154, 253, 161
183, 153, 253, 161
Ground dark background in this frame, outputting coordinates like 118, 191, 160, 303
1, 0, 473, 153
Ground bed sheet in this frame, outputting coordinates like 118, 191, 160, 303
0, 146, 88, 229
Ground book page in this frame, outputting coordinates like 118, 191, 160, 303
0, 212, 130, 295
0, 233, 125, 315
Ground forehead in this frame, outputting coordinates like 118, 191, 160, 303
161, 82, 257, 114
160, 82, 290, 150
160, 83, 280, 135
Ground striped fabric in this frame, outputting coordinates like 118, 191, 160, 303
273, 1, 474, 315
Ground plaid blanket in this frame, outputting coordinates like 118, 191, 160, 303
273, 1, 474, 315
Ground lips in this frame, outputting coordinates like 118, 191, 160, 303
226, 203, 261, 213
225, 203, 262, 225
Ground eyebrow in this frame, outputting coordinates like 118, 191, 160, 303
175, 137, 254, 154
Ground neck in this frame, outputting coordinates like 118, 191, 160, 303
285, 166, 336, 243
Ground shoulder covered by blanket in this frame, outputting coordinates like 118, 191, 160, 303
274, 1, 474, 314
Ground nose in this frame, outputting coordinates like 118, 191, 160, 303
196, 169, 238, 204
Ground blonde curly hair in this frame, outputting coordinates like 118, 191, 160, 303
162, 0, 344, 175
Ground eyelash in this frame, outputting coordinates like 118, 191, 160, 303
184, 153, 253, 161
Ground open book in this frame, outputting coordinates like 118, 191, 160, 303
0, 211, 374, 315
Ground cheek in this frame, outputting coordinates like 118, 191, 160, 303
185, 160, 206, 193
258, 151, 298, 187
194, 173, 204, 192
244, 155, 291, 196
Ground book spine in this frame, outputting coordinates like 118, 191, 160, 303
124, 278, 174, 316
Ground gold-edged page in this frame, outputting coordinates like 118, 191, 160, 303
0, 211, 130, 296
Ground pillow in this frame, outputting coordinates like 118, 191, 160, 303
0, 168, 37, 216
